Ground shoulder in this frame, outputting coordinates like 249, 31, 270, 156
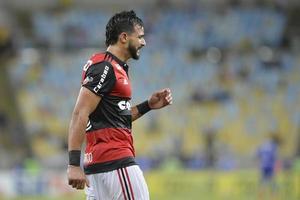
90, 53, 105, 63
83, 52, 107, 70
87, 61, 114, 75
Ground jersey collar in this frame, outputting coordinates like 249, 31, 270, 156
106, 51, 129, 71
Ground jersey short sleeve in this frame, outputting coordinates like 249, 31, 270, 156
82, 62, 116, 96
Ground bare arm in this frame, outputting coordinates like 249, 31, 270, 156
67, 87, 101, 190
68, 87, 101, 150
131, 106, 142, 121
132, 88, 173, 122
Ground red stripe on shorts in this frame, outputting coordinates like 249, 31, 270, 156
117, 169, 127, 200
124, 167, 135, 200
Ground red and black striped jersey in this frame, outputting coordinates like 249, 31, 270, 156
81, 51, 136, 174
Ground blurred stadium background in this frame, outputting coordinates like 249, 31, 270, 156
0, 0, 300, 199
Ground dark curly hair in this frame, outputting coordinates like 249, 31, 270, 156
105, 10, 144, 47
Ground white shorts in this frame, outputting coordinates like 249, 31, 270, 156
85, 165, 149, 200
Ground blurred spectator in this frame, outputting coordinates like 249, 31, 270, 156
191, 87, 231, 103
0, 9, 15, 59
203, 128, 218, 168
0, 111, 8, 128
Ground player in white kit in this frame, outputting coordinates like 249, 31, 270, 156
67, 10, 173, 200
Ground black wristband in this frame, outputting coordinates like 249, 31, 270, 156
136, 100, 151, 115
69, 150, 81, 166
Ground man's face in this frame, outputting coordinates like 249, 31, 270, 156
127, 25, 146, 60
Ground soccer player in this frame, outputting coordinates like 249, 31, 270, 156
256, 134, 280, 198
67, 10, 172, 200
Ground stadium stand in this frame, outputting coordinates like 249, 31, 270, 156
4, 5, 300, 172
0, 1, 300, 199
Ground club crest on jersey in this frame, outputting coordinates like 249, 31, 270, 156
83, 76, 93, 85
115, 64, 122, 70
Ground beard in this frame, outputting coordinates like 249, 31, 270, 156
128, 41, 140, 60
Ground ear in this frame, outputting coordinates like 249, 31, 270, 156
119, 32, 128, 44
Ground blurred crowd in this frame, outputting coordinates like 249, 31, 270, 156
0, 2, 300, 174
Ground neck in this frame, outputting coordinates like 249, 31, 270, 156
107, 45, 130, 62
